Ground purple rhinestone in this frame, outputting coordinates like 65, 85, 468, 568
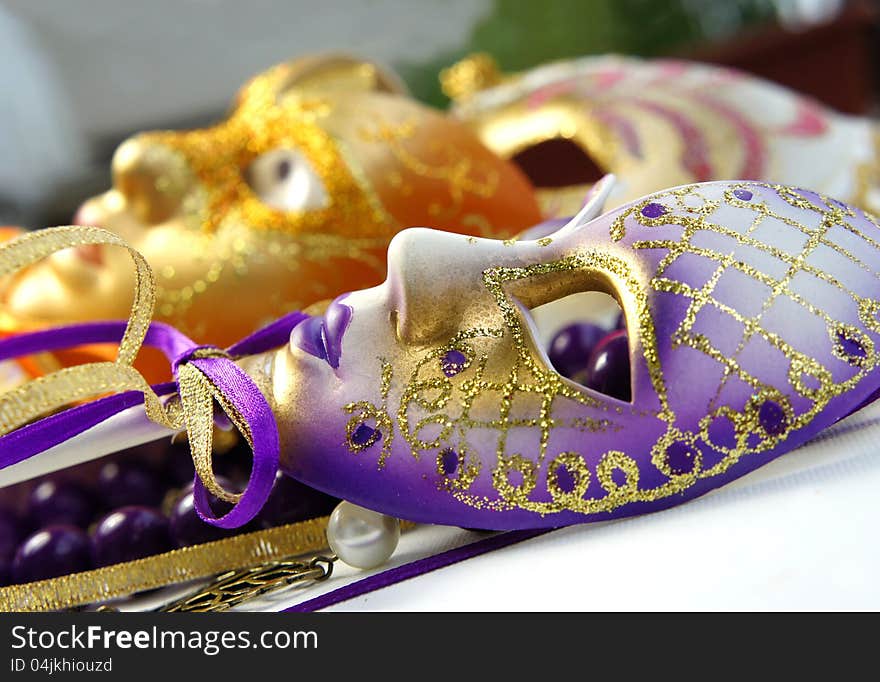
252, 473, 338, 530
28, 480, 96, 529
836, 331, 867, 362
351, 422, 379, 447
98, 460, 164, 509
584, 330, 631, 401
666, 441, 697, 475
91, 506, 172, 567
12, 525, 92, 583
439, 448, 459, 476
641, 202, 667, 219
758, 400, 787, 436
548, 322, 605, 379
554, 464, 576, 494
733, 188, 753, 201
440, 349, 467, 377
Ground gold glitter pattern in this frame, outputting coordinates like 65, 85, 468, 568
356, 118, 500, 222
345, 361, 395, 468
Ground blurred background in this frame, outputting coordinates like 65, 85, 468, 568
0, 0, 877, 228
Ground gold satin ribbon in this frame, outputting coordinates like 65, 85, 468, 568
0, 225, 241, 503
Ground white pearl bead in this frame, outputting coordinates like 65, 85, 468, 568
327, 501, 400, 569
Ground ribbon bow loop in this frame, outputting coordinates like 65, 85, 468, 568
0, 226, 280, 529
174, 348, 280, 528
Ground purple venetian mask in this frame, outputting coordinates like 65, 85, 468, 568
3, 177, 880, 532
237, 176, 880, 529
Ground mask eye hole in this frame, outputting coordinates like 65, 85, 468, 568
245, 148, 329, 211
526, 291, 631, 402
511, 137, 606, 188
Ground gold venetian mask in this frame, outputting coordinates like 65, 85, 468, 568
0, 55, 541, 377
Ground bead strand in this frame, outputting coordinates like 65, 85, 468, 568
0, 440, 339, 586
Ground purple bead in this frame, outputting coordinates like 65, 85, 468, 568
584, 330, 631, 401
169, 489, 237, 548
615, 311, 626, 330
164, 442, 196, 485
28, 480, 96, 528
98, 460, 164, 508
211, 442, 254, 482
0, 507, 22, 562
641, 202, 667, 218
91, 507, 172, 567
252, 473, 338, 530
759, 400, 787, 436
12, 525, 92, 583
733, 188, 753, 201
666, 441, 698, 475
548, 322, 606, 379
440, 349, 467, 377
0, 508, 22, 586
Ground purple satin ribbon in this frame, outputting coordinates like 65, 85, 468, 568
0, 311, 307, 528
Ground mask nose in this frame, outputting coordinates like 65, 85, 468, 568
112, 135, 193, 224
